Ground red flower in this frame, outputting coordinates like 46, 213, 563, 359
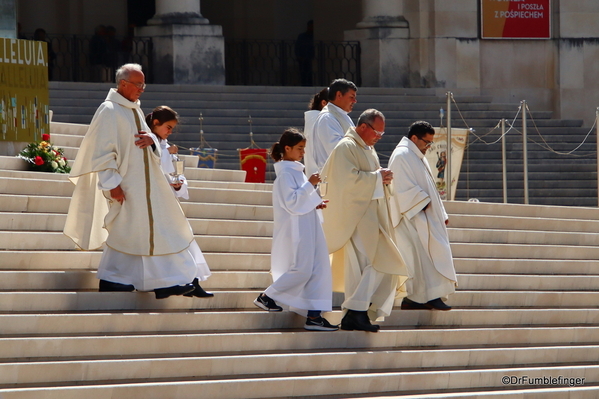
34, 156, 44, 166
42, 134, 51, 141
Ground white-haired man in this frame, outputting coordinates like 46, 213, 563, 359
64, 63, 211, 299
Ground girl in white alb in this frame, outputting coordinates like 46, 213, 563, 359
145, 105, 212, 298
254, 128, 337, 331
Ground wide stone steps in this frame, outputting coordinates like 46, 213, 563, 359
2, 119, 599, 397
1, 345, 596, 388
0, 364, 596, 399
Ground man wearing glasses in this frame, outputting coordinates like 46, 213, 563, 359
320, 109, 407, 332
388, 121, 457, 311
65, 63, 203, 300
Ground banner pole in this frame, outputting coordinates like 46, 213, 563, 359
501, 118, 507, 203
522, 101, 529, 205
446, 92, 452, 200
596, 108, 599, 207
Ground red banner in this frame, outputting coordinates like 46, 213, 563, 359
481, 0, 551, 39
239, 148, 267, 183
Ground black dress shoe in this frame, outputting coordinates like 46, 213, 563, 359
340, 309, 379, 332
400, 297, 430, 310
426, 298, 452, 311
154, 284, 195, 299
99, 279, 135, 292
184, 278, 214, 298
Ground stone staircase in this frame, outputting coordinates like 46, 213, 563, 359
48, 82, 598, 206
1, 121, 599, 398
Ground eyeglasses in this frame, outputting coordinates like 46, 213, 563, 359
122, 80, 146, 90
420, 138, 434, 148
366, 123, 385, 137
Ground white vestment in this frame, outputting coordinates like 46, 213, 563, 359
303, 110, 320, 177
321, 128, 407, 321
265, 160, 332, 314
310, 102, 355, 173
64, 88, 205, 291
157, 139, 211, 285
388, 136, 457, 303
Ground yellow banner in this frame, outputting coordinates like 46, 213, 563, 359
0, 38, 50, 142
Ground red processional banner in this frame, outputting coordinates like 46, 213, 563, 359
239, 148, 267, 183
481, 0, 551, 39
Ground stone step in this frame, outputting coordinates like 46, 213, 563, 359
2, 308, 598, 336
2, 271, 597, 292
444, 201, 599, 221
449, 214, 599, 233
0, 251, 270, 271
379, 388, 599, 399
0, 364, 595, 399
0, 194, 273, 220
449, 228, 599, 246
14, 211, 599, 242
455, 258, 599, 275
0, 213, 273, 236
0, 290, 595, 312
3, 250, 597, 276
0, 232, 271, 252
0, 167, 264, 190
4, 231, 599, 260
1, 325, 596, 360
0, 177, 272, 205
451, 242, 599, 260
0, 344, 596, 388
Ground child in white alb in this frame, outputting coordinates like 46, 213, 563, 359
254, 128, 337, 331
146, 105, 213, 298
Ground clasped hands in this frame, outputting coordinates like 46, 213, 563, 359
379, 168, 393, 185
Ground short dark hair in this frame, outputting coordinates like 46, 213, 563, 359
328, 78, 357, 102
270, 128, 306, 162
408, 121, 435, 139
357, 109, 385, 127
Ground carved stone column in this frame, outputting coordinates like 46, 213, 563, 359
345, 0, 410, 87
137, 0, 224, 85
0, 0, 17, 39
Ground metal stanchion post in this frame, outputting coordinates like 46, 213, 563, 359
521, 101, 529, 205
446, 92, 452, 200
501, 118, 507, 203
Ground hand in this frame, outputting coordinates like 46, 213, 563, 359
134, 132, 154, 149
110, 185, 125, 204
171, 182, 182, 191
168, 145, 178, 154
380, 168, 393, 185
445, 218, 449, 226
308, 172, 321, 186
316, 199, 329, 209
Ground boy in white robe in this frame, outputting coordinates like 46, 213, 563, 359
388, 120, 457, 310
